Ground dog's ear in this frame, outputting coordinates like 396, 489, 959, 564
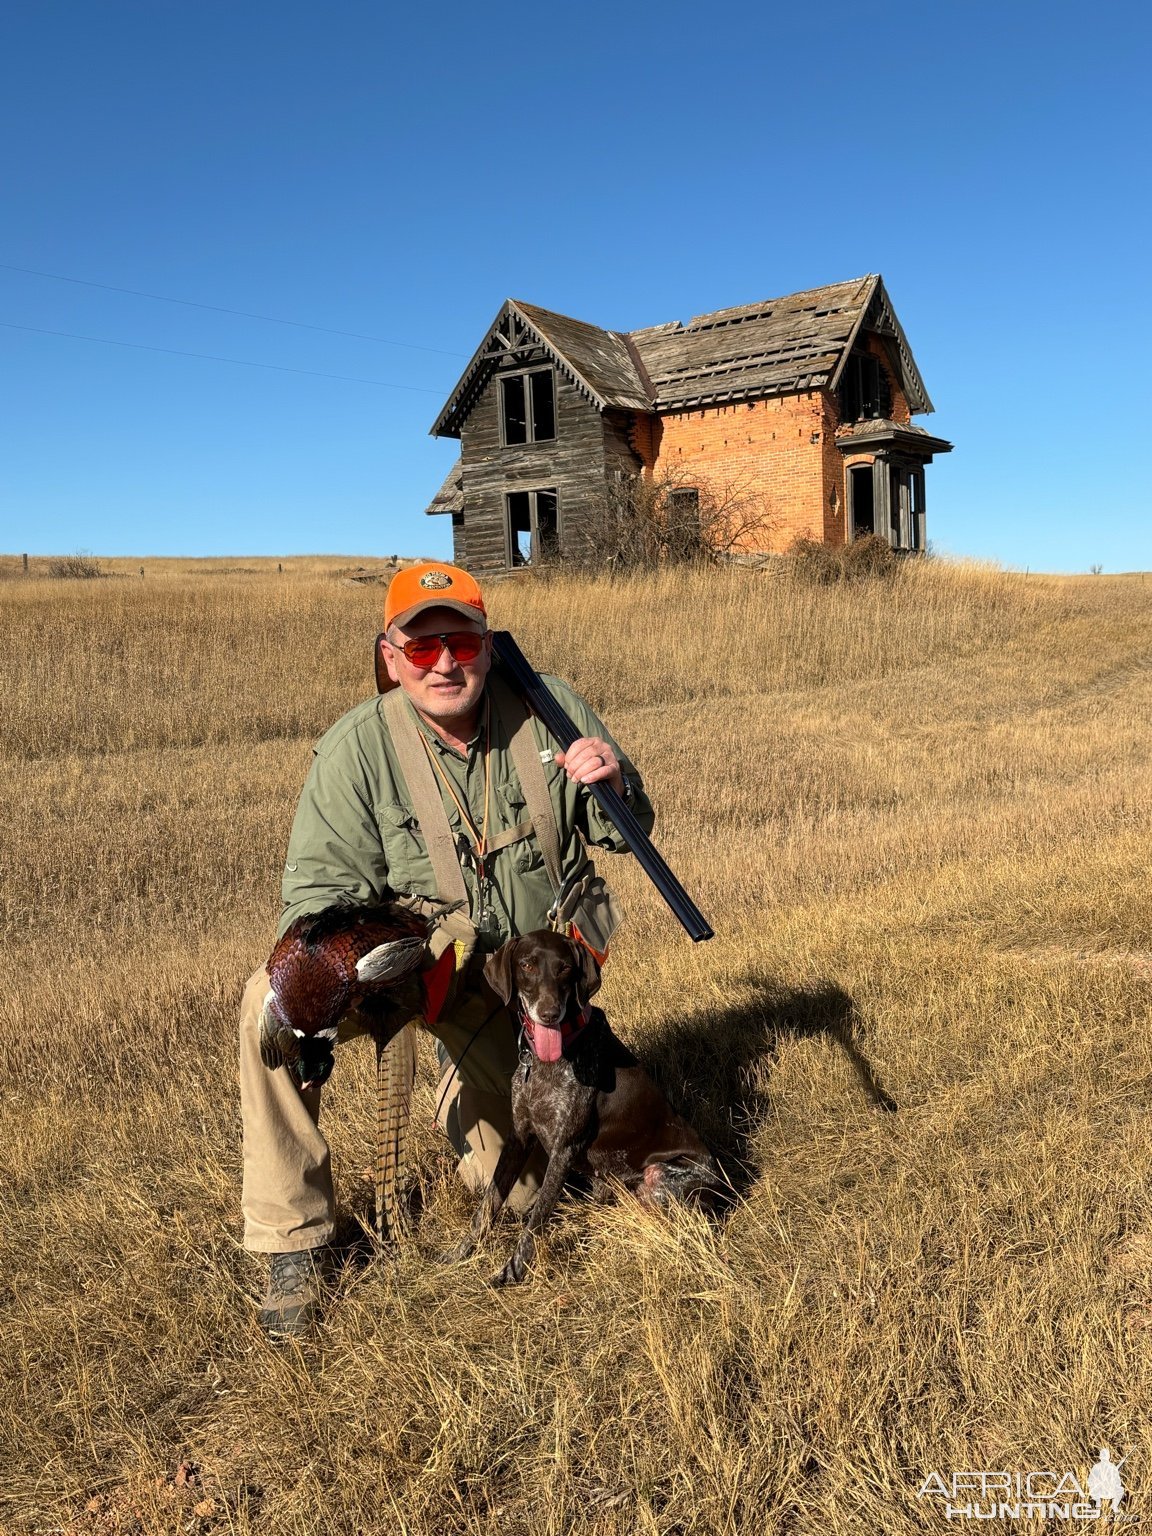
569, 935, 602, 1001
482, 938, 519, 1005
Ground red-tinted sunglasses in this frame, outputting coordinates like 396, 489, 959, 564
395, 631, 487, 668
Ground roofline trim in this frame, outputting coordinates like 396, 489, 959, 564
652, 376, 833, 411
827, 274, 880, 394
835, 425, 953, 456
429, 299, 609, 438
828, 276, 934, 415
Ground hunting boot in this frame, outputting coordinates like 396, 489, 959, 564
258, 1249, 326, 1339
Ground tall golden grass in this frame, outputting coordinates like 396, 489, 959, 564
3, 556, 1152, 1534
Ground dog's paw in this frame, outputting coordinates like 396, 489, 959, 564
488, 1249, 529, 1287
436, 1240, 475, 1266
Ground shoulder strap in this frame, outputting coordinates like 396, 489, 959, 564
381, 690, 469, 907
488, 672, 563, 893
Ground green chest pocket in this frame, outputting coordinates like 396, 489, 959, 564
376, 802, 430, 894
494, 783, 544, 875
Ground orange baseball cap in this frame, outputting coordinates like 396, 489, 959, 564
384, 561, 487, 632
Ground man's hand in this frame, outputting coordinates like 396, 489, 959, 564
554, 736, 624, 795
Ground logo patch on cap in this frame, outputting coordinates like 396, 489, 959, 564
419, 571, 453, 590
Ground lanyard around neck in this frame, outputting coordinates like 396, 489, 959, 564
421, 694, 492, 861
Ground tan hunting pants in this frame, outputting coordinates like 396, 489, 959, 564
239, 966, 543, 1252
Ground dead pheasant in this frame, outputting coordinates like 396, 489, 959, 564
259, 902, 433, 1092
260, 900, 450, 1241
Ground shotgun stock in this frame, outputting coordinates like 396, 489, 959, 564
491, 630, 714, 943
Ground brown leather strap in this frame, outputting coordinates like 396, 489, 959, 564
382, 688, 468, 907
488, 673, 563, 892
484, 818, 534, 854
385, 678, 562, 899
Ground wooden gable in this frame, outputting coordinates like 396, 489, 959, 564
431, 300, 648, 440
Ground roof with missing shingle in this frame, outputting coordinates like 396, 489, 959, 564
632, 276, 879, 409
430, 275, 933, 439
835, 418, 953, 456
512, 302, 652, 413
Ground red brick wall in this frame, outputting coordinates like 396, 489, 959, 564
629, 412, 659, 470
647, 392, 828, 553
628, 331, 913, 553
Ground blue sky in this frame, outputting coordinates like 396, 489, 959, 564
1, 0, 1148, 572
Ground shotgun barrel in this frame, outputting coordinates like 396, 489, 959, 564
491, 630, 714, 943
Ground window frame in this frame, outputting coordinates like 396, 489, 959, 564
839, 351, 892, 425
848, 463, 875, 539
499, 366, 557, 447
504, 487, 560, 568
888, 463, 926, 551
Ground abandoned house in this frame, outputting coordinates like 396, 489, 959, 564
425, 274, 951, 571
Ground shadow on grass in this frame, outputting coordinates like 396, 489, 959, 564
639, 980, 897, 1196
330, 981, 897, 1261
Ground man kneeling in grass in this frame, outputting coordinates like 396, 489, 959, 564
239, 560, 653, 1336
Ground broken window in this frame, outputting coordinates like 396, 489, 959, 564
501, 369, 556, 445
506, 491, 532, 565
667, 487, 702, 556
849, 464, 874, 538
530, 370, 556, 441
535, 489, 558, 558
668, 487, 700, 526
889, 466, 925, 551
839, 352, 892, 424
505, 488, 559, 567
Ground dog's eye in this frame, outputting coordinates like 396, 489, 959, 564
519, 959, 538, 974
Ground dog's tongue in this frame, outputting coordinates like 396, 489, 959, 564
533, 1023, 563, 1063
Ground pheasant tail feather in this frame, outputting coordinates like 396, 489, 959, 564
375, 1023, 418, 1243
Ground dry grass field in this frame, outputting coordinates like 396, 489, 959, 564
3, 554, 1152, 1534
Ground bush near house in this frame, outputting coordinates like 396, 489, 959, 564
785, 532, 902, 585
554, 472, 777, 571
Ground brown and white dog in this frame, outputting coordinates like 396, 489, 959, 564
443, 928, 723, 1285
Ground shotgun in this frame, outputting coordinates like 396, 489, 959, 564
374, 629, 713, 941
492, 630, 713, 941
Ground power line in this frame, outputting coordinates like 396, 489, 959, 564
0, 319, 449, 392
0, 260, 469, 358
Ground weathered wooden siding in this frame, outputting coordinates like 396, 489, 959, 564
601, 409, 643, 480
449, 511, 467, 567
458, 346, 612, 571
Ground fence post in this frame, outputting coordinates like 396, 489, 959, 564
22, 553, 28, 576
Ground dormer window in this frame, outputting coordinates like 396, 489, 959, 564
501, 368, 556, 445
839, 351, 892, 424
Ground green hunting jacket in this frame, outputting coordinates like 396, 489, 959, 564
277, 676, 654, 946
